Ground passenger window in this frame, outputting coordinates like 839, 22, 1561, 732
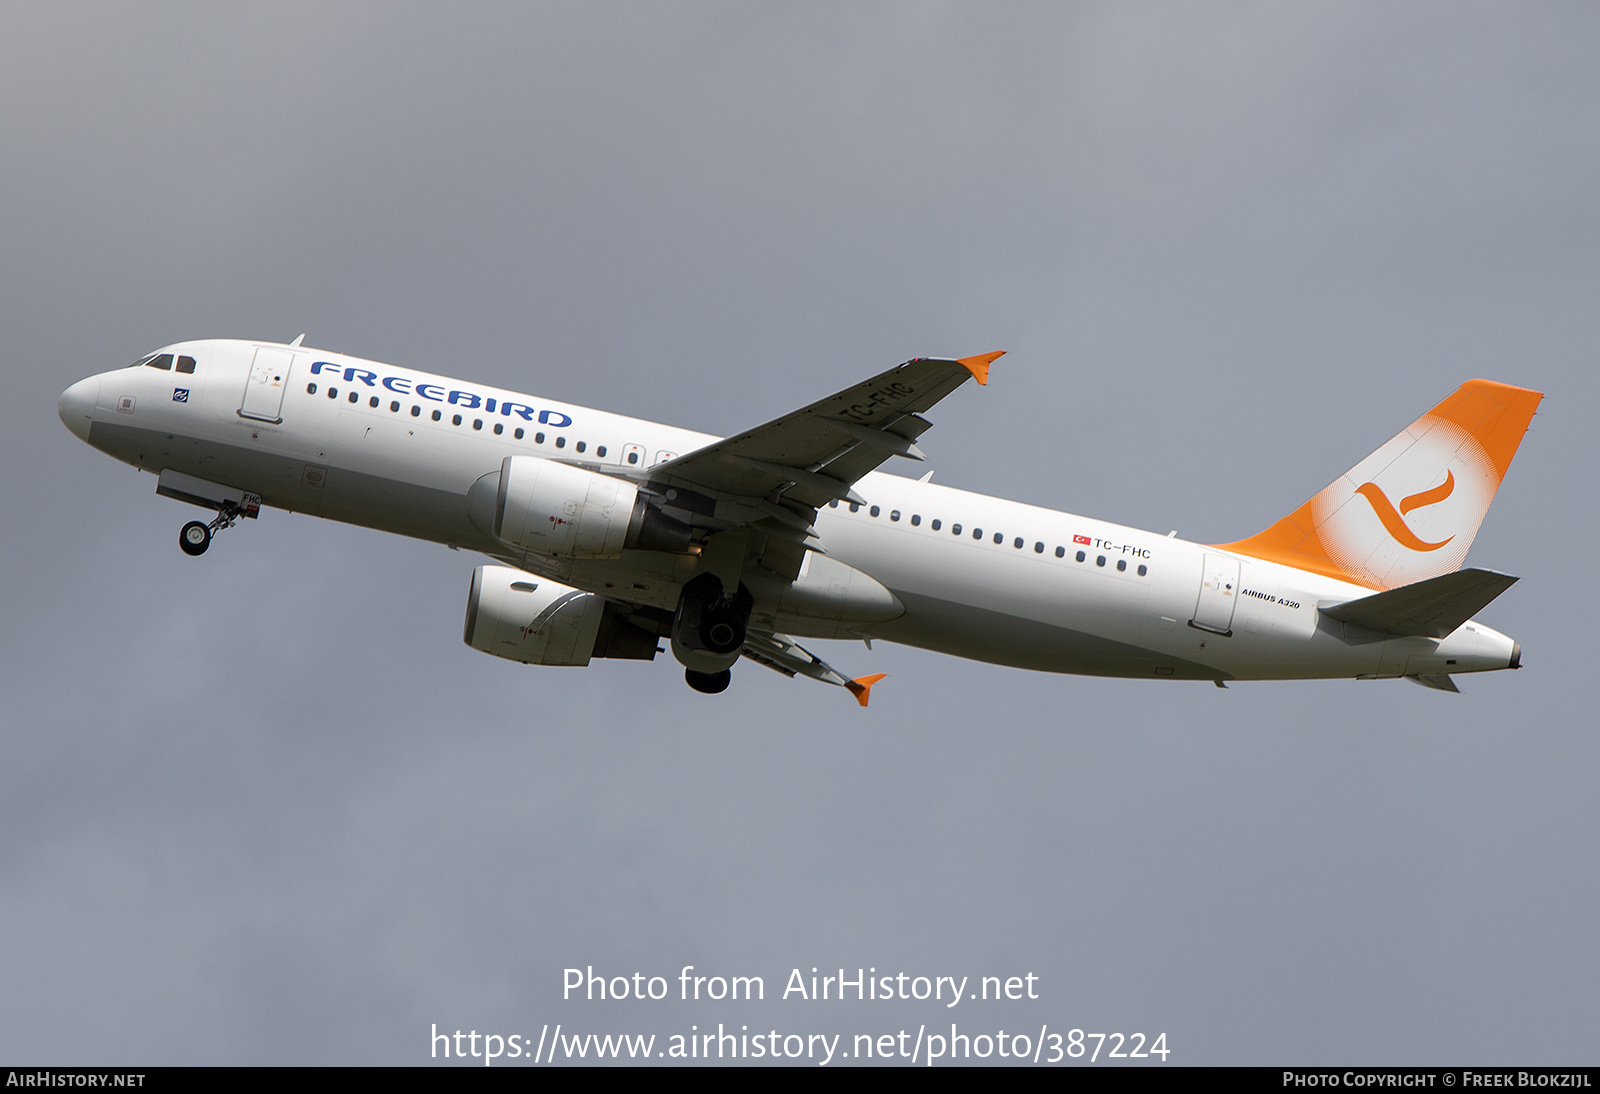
1096, 555, 1106, 567
348, 392, 359, 403
849, 502, 860, 513
535, 432, 545, 444
890, 510, 900, 522
1076, 550, 1086, 562
175, 356, 196, 374
145, 354, 173, 370
1138, 564, 1148, 577
1034, 542, 1043, 553
973, 528, 983, 540
452, 414, 463, 426
307, 383, 317, 395
472, 419, 482, 430
931, 519, 941, 530
628, 451, 639, 464
951, 523, 960, 535
411, 405, 420, 417
994, 533, 1004, 545
494, 422, 503, 435
576, 441, 586, 453
328, 387, 338, 399
870, 505, 880, 517
514, 427, 524, 439
555, 437, 565, 448
369, 396, 379, 408
1117, 559, 1127, 571
1055, 546, 1065, 558
432, 409, 442, 421
597, 446, 607, 458
911, 515, 921, 526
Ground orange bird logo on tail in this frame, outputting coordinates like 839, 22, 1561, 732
1353, 470, 1456, 552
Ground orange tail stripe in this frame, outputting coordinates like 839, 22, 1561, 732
1399, 470, 1455, 515
1214, 380, 1541, 590
1353, 482, 1454, 552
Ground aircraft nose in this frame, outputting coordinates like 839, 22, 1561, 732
58, 376, 99, 442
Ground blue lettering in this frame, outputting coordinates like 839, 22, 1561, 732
343, 368, 378, 387
538, 409, 572, 427
448, 390, 481, 408
485, 398, 497, 413
416, 384, 446, 402
309, 361, 342, 376
500, 402, 537, 421
382, 375, 413, 394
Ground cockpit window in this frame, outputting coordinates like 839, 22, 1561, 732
144, 354, 174, 370
128, 352, 161, 368
175, 355, 196, 374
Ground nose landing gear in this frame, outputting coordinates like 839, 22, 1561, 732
179, 521, 211, 556
177, 499, 252, 557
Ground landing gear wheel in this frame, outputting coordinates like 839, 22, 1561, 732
179, 520, 211, 556
700, 608, 746, 655
685, 669, 732, 695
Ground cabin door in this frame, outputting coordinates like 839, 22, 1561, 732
240, 347, 294, 423
1191, 553, 1240, 635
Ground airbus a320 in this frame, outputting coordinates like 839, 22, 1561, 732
57, 340, 1541, 701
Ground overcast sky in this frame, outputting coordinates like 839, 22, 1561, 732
2, 1, 1597, 1066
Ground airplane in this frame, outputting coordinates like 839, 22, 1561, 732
56, 339, 1542, 701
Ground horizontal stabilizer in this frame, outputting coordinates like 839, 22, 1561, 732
1321, 567, 1518, 638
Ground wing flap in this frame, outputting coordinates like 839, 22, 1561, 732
1406, 673, 1461, 693
1320, 567, 1519, 638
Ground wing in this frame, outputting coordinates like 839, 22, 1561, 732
648, 352, 1002, 518
741, 630, 888, 707
610, 351, 1000, 695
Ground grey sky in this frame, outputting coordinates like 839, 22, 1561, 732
2, 2, 1596, 1065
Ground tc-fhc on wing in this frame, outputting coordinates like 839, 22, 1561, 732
59, 342, 1538, 701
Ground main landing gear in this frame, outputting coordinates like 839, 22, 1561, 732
177, 501, 248, 557
685, 669, 732, 694
671, 573, 753, 695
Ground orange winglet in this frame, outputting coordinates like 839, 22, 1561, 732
956, 351, 1005, 386
845, 673, 888, 707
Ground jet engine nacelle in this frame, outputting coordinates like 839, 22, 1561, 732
494, 456, 638, 558
464, 565, 663, 667
464, 565, 607, 666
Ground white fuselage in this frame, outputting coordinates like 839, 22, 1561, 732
60, 339, 1519, 683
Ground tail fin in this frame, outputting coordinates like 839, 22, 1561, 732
1216, 380, 1543, 590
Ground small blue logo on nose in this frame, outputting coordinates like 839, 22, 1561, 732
173, 388, 189, 403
